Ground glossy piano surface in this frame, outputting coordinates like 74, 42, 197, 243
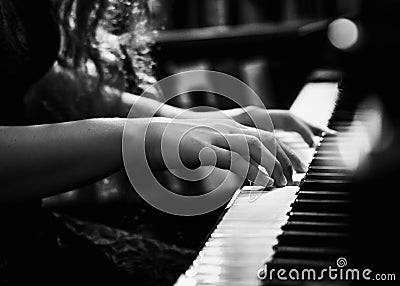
174, 80, 364, 286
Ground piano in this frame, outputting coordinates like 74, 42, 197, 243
173, 2, 400, 282
173, 76, 381, 286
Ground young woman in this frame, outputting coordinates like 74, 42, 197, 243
0, 0, 320, 283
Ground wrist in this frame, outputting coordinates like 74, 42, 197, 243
123, 118, 170, 171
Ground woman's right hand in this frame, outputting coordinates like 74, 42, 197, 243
142, 118, 307, 187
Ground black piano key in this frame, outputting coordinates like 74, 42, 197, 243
287, 212, 350, 223
329, 111, 356, 122
312, 155, 343, 160
308, 166, 350, 173
272, 245, 349, 261
272, 246, 348, 256
306, 172, 351, 181
322, 137, 359, 144
327, 124, 352, 131
268, 258, 336, 268
314, 150, 342, 157
296, 191, 350, 200
290, 199, 351, 213
300, 179, 350, 192
315, 143, 340, 152
324, 132, 360, 139
311, 158, 345, 167
277, 231, 350, 248
327, 127, 350, 133
329, 119, 353, 126
282, 221, 350, 233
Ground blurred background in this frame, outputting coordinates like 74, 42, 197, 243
149, 0, 359, 109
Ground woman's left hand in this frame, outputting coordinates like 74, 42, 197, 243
233, 106, 323, 147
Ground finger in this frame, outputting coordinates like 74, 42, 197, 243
222, 130, 289, 187
311, 125, 338, 136
238, 128, 276, 154
222, 134, 287, 187
248, 132, 293, 186
289, 117, 316, 147
309, 125, 326, 137
279, 140, 308, 173
275, 143, 294, 185
211, 146, 274, 187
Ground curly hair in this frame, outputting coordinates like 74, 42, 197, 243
24, 0, 158, 122
55, 0, 156, 94
56, 0, 108, 77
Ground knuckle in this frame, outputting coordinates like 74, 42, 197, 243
231, 152, 242, 164
222, 149, 232, 162
247, 136, 261, 148
219, 150, 232, 168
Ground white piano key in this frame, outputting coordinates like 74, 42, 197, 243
290, 82, 339, 130
175, 128, 322, 286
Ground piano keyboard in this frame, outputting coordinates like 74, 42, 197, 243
175, 81, 359, 286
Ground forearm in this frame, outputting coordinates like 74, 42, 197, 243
121, 92, 249, 120
0, 118, 127, 200
121, 92, 184, 118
